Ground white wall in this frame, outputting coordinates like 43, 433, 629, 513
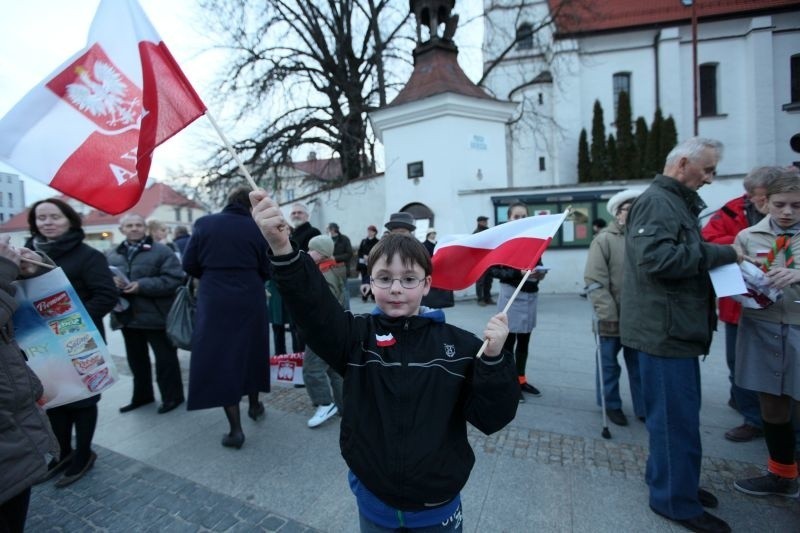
482, 8, 800, 184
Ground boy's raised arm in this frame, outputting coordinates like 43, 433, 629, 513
249, 190, 293, 256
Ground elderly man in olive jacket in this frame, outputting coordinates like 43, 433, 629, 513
620, 137, 740, 533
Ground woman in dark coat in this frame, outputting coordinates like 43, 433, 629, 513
26, 198, 117, 487
182, 187, 270, 449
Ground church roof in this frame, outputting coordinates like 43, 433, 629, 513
549, 0, 798, 35
388, 42, 493, 107
1, 182, 203, 231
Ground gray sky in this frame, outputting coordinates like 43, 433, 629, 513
0, 0, 484, 205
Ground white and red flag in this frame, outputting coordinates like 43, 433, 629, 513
0, 0, 206, 214
431, 212, 568, 290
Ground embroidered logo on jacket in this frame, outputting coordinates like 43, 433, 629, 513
375, 333, 396, 347
444, 344, 456, 358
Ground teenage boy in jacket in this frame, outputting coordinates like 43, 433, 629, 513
250, 190, 519, 532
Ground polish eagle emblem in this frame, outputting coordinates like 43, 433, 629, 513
65, 61, 142, 128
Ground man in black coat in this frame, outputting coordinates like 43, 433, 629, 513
289, 202, 321, 252
473, 216, 494, 305
327, 222, 353, 277
107, 214, 185, 415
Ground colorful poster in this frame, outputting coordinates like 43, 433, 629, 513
13, 267, 118, 408
269, 352, 304, 386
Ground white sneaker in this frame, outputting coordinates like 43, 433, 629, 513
308, 404, 338, 428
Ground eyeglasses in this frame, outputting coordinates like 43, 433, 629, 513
370, 276, 425, 289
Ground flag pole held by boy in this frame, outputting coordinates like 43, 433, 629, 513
431, 208, 570, 357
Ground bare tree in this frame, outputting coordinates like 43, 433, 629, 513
197, 0, 413, 197
478, 0, 597, 181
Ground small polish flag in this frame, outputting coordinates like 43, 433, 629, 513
431, 212, 567, 291
376, 333, 396, 347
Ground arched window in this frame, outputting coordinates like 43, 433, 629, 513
612, 72, 631, 120
516, 23, 533, 50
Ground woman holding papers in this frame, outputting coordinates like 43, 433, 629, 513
0, 235, 59, 532
733, 169, 800, 498
491, 202, 547, 403
26, 198, 117, 487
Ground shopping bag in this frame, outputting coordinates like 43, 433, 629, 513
166, 279, 195, 349
270, 352, 305, 385
13, 267, 119, 409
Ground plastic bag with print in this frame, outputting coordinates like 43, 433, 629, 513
730, 261, 783, 309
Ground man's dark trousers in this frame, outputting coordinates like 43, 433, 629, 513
121, 328, 184, 404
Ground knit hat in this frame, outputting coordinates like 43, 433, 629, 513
606, 189, 643, 217
385, 212, 416, 232
477, 215, 488, 222
426, 228, 437, 236
307, 235, 334, 258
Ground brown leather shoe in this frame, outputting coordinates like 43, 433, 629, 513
724, 423, 763, 442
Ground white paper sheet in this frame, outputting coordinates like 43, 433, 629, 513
709, 263, 746, 298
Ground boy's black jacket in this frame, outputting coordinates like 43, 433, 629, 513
272, 249, 519, 511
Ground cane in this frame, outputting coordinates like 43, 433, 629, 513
585, 283, 611, 439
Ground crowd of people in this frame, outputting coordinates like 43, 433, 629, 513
2, 138, 798, 532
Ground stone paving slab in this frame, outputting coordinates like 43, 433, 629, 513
28, 447, 320, 533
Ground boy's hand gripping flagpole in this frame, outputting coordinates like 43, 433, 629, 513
474, 206, 572, 359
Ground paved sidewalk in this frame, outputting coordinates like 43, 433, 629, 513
27, 294, 799, 532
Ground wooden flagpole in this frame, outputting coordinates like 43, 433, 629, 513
204, 112, 260, 191
475, 206, 572, 359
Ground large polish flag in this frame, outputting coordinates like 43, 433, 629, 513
0, 0, 206, 214
431, 212, 568, 290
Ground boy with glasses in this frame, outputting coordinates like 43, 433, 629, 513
250, 190, 519, 532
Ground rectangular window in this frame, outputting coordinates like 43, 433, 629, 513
7, 193, 12, 205
187, 209, 193, 223
612, 73, 630, 120
699, 63, 718, 116
791, 55, 800, 103
492, 190, 623, 249
516, 24, 533, 50
538, 157, 546, 171
174, 207, 182, 222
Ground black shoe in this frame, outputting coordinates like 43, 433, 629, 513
55, 452, 96, 488
734, 472, 799, 497
698, 488, 718, 508
37, 453, 74, 483
605, 408, 628, 426
119, 399, 154, 413
157, 398, 184, 414
486, 299, 496, 305
294, 384, 305, 388
520, 382, 541, 396
221, 432, 245, 449
477, 300, 487, 307
638, 416, 646, 423
650, 507, 731, 533
248, 401, 265, 421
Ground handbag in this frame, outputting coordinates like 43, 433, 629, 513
166, 278, 195, 349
